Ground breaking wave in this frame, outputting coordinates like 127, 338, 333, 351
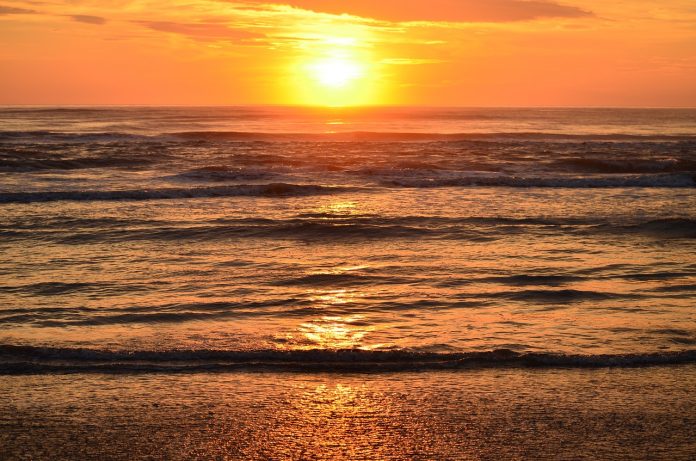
1, 345, 695, 374
615, 218, 696, 239
0, 154, 164, 171
0, 130, 155, 143
553, 157, 696, 174
169, 165, 277, 182
2, 216, 694, 242
169, 131, 696, 143
5, 129, 696, 144
0, 183, 354, 204
380, 173, 695, 188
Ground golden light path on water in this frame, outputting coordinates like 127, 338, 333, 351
1, 187, 695, 355
278, 200, 385, 350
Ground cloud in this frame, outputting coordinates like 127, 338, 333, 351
264, 0, 593, 22
0, 5, 36, 15
381, 58, 445, 66
138, 21, 263, 41
69, 14, 107, 25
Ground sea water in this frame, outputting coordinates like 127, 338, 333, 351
0, 106, 695, 371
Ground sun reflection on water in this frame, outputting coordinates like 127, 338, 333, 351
278, 310, 378, 350
299, 315, 368, 349
308, 288, 356, 305
277, 285, 388, 350
316, 200, 359, 216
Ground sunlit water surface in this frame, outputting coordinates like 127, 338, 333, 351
1, 106, 695, 459
2, 107, 695, 364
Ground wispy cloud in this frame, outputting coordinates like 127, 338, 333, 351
0, 5, 36, 15
381, 58, 445, 65
69, 14, 107, 25
256, 0, 593, 23
138, 20, 263, 41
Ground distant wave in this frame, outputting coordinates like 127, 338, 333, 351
6, 130, 694, 143
0, 216, 536, 243
0, 130, 153, 143
0, 153, 167, 171
615, 218, 696, 239
0, 183, 353, 204
0, 176, 693, 207
481, 274, 584, 286
164, 166, 696, 189
2, 216, 694, 242
380, 173, 695, 188
553, 157, 696, 174
490, 288, 618, 303
169, 165, 277, 182
170, 131, 696, 142
1, 345, 695, 374
274, 272, 410, 287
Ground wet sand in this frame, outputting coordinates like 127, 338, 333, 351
2, 366, 695, 460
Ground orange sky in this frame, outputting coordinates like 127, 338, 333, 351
0, 0, 695, 106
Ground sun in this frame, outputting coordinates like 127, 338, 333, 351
284, 33, 385, 106
310, 58, 363, 88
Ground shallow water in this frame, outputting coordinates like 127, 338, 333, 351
0, 107, 695, 372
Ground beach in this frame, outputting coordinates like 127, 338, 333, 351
3, 366, 696, 460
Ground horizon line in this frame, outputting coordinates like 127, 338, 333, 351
1, 104, 696, 110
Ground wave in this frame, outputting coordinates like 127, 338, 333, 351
4, 129, 696, 144
553, 157, 696, 174
0, 154, 163, 171
0, 140, 174, 171
0, 215, 582, 243
170, 131, 696, 142
0, 216, 542, 243
490, 289, 617, 303
653, 283, 696, 293
2, 216, 693, 243
1, 345, 695, 374
274, 272, 410, 287
169, 165, 277, 182
0, 282, 95, 296
0, 299, 315, 327
0, 130, 154, 143
481, 274, 583, 286
172, 131, 696, 142
379, 173, 695, 188
0, 183, 353, 204
610, 218, 696, 239
3, 128, 696, 146
163, 167, 696, 189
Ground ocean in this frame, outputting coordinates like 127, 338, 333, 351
1, 106, 695, 459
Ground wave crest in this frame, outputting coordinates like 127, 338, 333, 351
1, 345, 695, 374
170, 131, 696, 143
0, 183, 352, 204
380, 173, 696, 188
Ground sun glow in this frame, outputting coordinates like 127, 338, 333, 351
310, 58, 364, 88
285, 32, 385, 107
